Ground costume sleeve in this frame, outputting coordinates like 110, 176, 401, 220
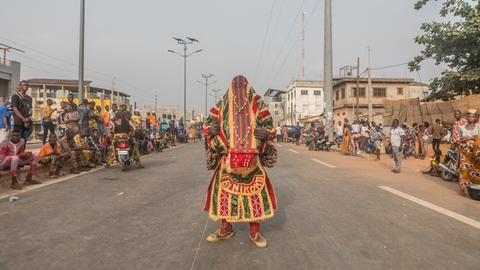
204, 104, 226, 154
254, 94, 275, 141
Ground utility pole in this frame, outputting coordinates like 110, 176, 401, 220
0, 43, 25, 65
111, 77, 116, 105
356, 57, 360, 120
155, 94, 158, 115
78, 0, 85, 101
324, 0, 334, 139
168, 37, 202, 122
197, 74, 216, 118
301, 11, 306, 80
367, 46, 373, 122
211, 89, 222, 105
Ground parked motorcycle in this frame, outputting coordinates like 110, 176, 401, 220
309, 133, 331, 151
438, 148, 459, 182
116, 135, 134, 171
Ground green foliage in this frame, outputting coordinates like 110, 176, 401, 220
409, 0, 480, 100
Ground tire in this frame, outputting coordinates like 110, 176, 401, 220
441, 170, 454, 182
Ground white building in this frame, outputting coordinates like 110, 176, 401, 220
264, 89, 287, 127
284, 80, 324, 125
0, 59, 21, 98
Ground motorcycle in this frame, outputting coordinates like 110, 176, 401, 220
115, 134, 134, 171
309, 133, 331, 151
438, 148, 459, 182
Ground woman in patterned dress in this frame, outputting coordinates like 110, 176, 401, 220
458, 109, 480, 195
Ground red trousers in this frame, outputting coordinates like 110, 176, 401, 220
222, 219, 260, 236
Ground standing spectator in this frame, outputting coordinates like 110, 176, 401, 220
103, 104, 110, 132
351, 120, 361, 155
372, 122, 384, 161
342, 119, 352, 155
0, 96, 10, 142
11, 80, 33, 141
294, 122, 302, 145
390, 119, 405, 173
38, 133, 69, 178
42, 99, 56, 144
430, 119, 445, 153
109, 104, 118, 126
78, 99, 90, 132
336, 121, 344, 148
95, 105, 105, 139
276, 124, 282, 142
0, 130, 40, 189
65, 93, 78, 111
282, 125, 288, 142
451, 110, 467, 145
64, 103, 80, 133
422, 122, 431, 157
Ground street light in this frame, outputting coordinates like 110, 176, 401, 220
197, 74, 216, 118
211, 89, 223, 105
78, 0, 85, 101
168, 37, 202, 121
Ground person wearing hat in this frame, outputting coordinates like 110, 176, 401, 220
458, 109, 480, 195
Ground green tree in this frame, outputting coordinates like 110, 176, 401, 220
409, 0, 480, 100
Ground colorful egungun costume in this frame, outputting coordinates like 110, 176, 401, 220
203, 75, 278, 248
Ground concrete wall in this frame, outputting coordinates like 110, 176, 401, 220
0, 60, 21, 98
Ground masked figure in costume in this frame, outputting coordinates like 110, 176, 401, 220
203, 75, 278, 248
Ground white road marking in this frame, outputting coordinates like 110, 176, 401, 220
288, 149, 299, 154
311, 159, 336, 168
379, 186, 480, 230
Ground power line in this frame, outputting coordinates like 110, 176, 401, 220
265, 0, 306, 80
0, 35, 148, 95
270, 0, 322, 82
254, 0, 277, 81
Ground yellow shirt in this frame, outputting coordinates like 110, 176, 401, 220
43, 106, 53, 121
131, 115, 141, 126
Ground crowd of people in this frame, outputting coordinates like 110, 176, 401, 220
273, 108, 480, 199
0, 80, 203, 190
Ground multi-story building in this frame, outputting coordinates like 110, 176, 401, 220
332, 77, 429, 125
0, 59, 21, 98
263, 88, 286, 127
284, 80, 324, 125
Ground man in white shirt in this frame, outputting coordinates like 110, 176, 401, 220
276, 125, 282, 142
336, 121, 344, 148
390, 119, 405, 173
351, 120, 361, 154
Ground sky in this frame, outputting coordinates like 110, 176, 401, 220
0, 0, 445, 114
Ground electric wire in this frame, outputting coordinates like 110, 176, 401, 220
254, 0, 277, 81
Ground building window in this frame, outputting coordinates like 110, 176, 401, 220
301, 90, 308, 95
397, 87, 404, 95
274, 104, 278, 108
373, 87, 387, 97
352, 87, 366, 97
275, 111, 279, 115
314, 90, 321, 96
335, 90, 340, 101
341, 88, 345, 99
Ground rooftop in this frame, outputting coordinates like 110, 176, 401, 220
27, 78, 130, 97
333, 77, 429, 87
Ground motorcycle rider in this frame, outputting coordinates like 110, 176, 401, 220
112, 106, 144, 169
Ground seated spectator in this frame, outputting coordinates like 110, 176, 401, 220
102, 131, 115, 168
89, 128, 103, 165
74, 129, 96, 169
58, 129, 82, 174
38, 133, 70, 178
0, 130, 40, 189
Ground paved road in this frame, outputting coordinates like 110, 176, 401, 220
1, 142, 479, 270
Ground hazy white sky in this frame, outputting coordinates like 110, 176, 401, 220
1, 0, 444, 113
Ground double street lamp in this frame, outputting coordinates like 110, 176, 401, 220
197, 74, 216, 119
168, 37, 202, 121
